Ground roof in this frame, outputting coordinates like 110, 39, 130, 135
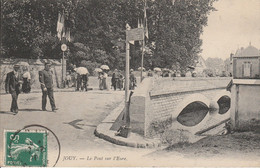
234, 45, 260, 58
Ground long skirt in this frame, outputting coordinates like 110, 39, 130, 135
22, 78, 31, 93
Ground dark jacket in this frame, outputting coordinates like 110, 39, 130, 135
5, 71, 23, 93
39, 69, 54, 89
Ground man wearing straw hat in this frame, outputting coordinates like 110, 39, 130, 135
39, 62, 58, 112
5, 64, 23, 114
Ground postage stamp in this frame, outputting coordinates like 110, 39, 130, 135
4, 130, 48, 167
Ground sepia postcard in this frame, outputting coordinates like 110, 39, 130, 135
0, 0, 260, 167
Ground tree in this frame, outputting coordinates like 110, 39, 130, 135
1, 0, 216, 72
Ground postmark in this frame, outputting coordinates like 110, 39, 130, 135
5, 130, 47, 167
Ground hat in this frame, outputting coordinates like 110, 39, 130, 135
14, 64, 20, 68
130, 69, 134, 72
44, 62, 51, 66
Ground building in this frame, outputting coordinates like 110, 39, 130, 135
229, 44, 260, 130
233, 45, 260, 79
194, 56, 207, 76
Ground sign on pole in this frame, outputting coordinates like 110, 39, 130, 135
126, 28, 144, 42
61, 44, 67, 52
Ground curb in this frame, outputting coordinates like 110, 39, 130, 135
94, 102, 161, 148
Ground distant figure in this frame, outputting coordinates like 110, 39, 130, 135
118, 70, 124, 90
98, 72, 104, 90
147, 69, 153, 77
5, 64, 23, 114
76, 73, 82, 91
22, 66, 31, 93
129, 69, 136, 90
65, 71, 71, 88
111, 69, 119, 91
102, 71, 108, 90
81, 73, 88, 91
39, 62, 58, 112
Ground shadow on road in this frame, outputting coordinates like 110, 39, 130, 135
0, 111, 14, 115
19, 108, 46, 112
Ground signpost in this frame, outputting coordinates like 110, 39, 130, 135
125, 27, 144, 127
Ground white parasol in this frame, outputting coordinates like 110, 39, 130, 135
138, 67, 146, 71
18, 61, 30, 67
100, 65, 109, 70
94, 68, 103, 73
154, 67, 162, 72
75, 67, 89, 75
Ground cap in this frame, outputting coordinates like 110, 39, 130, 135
130, 69, 134, 72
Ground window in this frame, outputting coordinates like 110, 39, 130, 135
242, 62, 252, 77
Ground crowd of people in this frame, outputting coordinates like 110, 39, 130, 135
4, 62, 140, 115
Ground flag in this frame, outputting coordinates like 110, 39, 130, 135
57, 12, 65, 41
138, 18, 141, 28
144, 0, 148, 39
138, 18, 143, 45
66, 28, 71, 42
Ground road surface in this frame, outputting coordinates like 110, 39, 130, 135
0, 90, 155, 167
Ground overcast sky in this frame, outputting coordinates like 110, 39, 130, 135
200, 0, 260, 60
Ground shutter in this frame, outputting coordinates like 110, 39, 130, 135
250, 62, 252, 78
242, 63, 244, 78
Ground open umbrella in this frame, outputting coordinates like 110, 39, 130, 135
94, 68, 103, 73
18, 61, 30, 67
100, 65, 109, 70
162, 68, 170, 72
138, 67, 146, 71
75, 67, 89, 75
154, 67, 162, 72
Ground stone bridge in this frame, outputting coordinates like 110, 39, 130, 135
125, 77, 232, 144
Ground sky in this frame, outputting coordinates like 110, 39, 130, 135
200, 0, 260, 60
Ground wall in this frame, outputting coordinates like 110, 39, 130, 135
0, 58, 65, 91
230, 79, 260, 130
233, 57, 260, 78
129, 78, 152, 136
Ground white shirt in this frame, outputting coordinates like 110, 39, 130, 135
22, 71, 31, 79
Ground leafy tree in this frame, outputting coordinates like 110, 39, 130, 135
1, 0, 216, 72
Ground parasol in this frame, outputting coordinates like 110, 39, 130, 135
154, 67, 162, 72
162, 68, 170, 72
94, 68, 103, 73
100, 65, 109, 70
75, 67, 89, 75
18, 61, 30, 67
138, 67, 146, 71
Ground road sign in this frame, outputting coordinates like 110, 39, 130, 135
126, 28, 144, 41
61, 44, 67, 51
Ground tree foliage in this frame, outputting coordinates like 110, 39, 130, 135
1, 0, 216, 70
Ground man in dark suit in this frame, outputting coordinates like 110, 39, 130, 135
5, 64, 23, 114
39, 62, 58, 112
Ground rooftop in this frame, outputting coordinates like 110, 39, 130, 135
234, 45, 260, 58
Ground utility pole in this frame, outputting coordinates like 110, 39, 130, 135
61, 44, 67, 88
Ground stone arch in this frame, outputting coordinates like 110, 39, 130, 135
173, 93, 210, 127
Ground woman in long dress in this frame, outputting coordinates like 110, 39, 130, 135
22, 67, 31, 93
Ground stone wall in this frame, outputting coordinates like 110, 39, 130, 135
230, 79, 260, 130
